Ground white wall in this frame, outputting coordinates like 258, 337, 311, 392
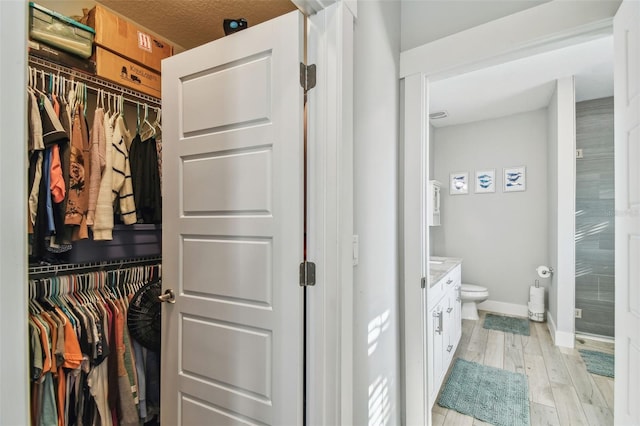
0, 0, 29, 424
431, 110, 548, 312
353, 1, 401, 424
546, 77, 576, 347
547, 84, 559, 326
400, 0, 548, 51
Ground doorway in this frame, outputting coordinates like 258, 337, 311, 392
425, 35, 615, 425
400, 5, 626, 423
428, 35, 614, 335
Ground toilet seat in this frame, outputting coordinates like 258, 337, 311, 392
461, 283, 487, 293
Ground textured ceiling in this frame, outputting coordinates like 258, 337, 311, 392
96, 0, 297, 51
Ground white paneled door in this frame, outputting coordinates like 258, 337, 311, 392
614, 1, 640, 424
161, 11, 304, 425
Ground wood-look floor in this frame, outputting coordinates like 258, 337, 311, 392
432, 311, 614, 426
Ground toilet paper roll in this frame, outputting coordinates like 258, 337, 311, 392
536, 265, 552, 278
529, 286, 545, 313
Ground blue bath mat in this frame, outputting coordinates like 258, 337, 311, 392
483, 313, 530, 336
438, 358, 530, 426
579, 349, 614, 378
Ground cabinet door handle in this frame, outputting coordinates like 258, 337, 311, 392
447, 307, 453, 313
446, 279, 453, 285
433, 311, 443, 334
447, 344, 454, 353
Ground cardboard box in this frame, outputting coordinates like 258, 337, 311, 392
95, 47, 161, 98
29, 40, 97, 75
86, 5, 172, 72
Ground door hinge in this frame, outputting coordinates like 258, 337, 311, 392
299, 261, 316, 286
421, 277, 427, 289
300, 63, 316, 93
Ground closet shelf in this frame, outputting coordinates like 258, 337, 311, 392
28, 254, 162, 277
28, 54, 161, 106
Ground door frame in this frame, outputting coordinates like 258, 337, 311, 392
0, 1, 29, 424
306, 3, 355, 425
400, 3, 618, 424
0, 1, 354, 425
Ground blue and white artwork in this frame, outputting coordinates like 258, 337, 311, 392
475, 170, 495, 193
503, 166, 526, 192
450, 172, 469, 195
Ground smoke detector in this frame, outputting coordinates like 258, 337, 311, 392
429, 111, 448, 120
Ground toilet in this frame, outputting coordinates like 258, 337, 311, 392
460, 284, 489, 320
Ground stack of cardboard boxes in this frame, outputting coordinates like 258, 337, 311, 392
28, 2, 172, 98
86, 5, 172, 98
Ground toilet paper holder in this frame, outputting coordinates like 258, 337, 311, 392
536, 265, 554, 278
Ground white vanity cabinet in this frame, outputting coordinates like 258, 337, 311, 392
428, 180, 441, 226
427, 262, 462, 405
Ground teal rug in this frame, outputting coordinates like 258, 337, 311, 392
579, 349, 614, 378
483, 313, 530, 336
438, 358, 530, 426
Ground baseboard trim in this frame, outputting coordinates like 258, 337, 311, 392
575, 333, 615, 344
547, 311, 574, 348
477, 300, 528, 318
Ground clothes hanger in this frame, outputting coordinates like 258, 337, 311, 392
67, 81, 76, 114
28, 280, 42, 314
140, 103, 156, 140
153, 107, 162, 133
70, 81, 79, 113
136, 102, 141, 135
83, 83, 88, 116
58, 75, 64, 98
30, 69, 46, 97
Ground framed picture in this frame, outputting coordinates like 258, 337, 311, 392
449, 172, 469, 195
503, 166, 526, 192
475, 169, 495, 193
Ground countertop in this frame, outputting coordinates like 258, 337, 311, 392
429, 256, 462, 287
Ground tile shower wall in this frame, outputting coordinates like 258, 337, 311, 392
575, 97, 614, 337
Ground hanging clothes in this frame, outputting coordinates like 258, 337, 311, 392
64, 103, 91, 241
111, 115, 137, 225
129, 134, 162, 224
86, 108, 106, 227
30, 92, 69, 262
27, 66, 162, 266
28, 263, 161, 426
92, 111, 115, 240
49, 94, 74, 253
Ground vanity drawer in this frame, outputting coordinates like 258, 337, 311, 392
428, 278, 444, 310
446, 265, 461, 288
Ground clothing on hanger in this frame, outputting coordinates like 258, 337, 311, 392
28, 263, 161, 426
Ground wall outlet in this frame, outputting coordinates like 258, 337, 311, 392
575, 308, 582, 319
